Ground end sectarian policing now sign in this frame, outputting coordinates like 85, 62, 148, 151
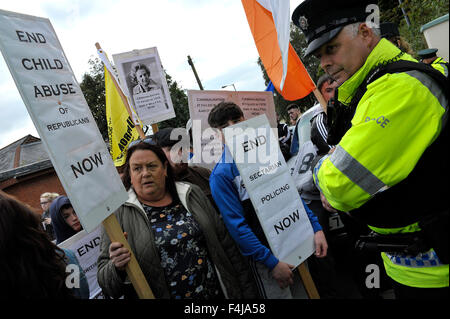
0, 9, 128, 232
223, 114, 315, 267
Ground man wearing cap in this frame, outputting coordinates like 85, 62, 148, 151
418, 48, 449, 77
153, 127, 216, 210
293, 0, 448, 299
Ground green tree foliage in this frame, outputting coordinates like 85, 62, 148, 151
80, 57, 107, 141
379, 0, 449, 58
79, 57, 191, 141
156, 74, 190, 130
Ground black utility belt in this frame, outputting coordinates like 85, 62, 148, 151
355, 231, 430, 256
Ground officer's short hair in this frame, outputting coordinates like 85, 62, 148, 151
345, 22, 380, 38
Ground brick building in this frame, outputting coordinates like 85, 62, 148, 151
0, 135, 66, 214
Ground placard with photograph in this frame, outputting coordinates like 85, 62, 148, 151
113, 47, 175, 125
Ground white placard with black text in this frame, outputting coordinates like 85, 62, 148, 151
0, 9, 128, 232
59, 227, 104, 299
223, 114, 314, 267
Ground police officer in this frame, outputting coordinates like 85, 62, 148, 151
418, 48, 449, 77
292, 0, 449, 299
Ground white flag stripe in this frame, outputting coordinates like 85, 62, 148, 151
256, 0, 290, 90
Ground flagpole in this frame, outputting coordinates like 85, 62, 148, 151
312, 88, 327, 113
95, 42, 155, 299
95, 42, 146, 139
303, 69, 327, 113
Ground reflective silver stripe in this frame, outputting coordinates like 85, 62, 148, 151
329, 145, 387, 196
435, 59, 448, 78
442, 64, 449, 78
405, 70, 448, 110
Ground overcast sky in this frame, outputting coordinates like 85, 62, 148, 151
0, 0, 304, 149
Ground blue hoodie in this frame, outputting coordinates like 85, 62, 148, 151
49, 195, 79, 244
210, 146, 322, 271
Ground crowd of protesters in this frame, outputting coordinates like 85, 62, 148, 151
0, 0, 448, 300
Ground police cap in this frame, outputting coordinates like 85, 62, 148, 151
292, 0, 377, 56
417, 48, 438, 60
380, 22, 400, 39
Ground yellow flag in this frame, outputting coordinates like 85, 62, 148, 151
105, 66, 139, 166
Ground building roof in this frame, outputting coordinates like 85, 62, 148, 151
420, 14, 449, 33
0, 159, 53, 182
0, 135, 52, 182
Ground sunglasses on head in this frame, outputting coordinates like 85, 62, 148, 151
127, 137, 156, 150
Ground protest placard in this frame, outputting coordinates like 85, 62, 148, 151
112, 47, 175, 126
223, 114, 315, 268
0, 9, 128, 233
58, 226, 104, 299
187, 90, 277, 169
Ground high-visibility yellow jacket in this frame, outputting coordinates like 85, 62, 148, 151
313, 39, 449, 288
431, 57, 448, 77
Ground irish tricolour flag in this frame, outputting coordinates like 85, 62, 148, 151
242, 0, 315, 101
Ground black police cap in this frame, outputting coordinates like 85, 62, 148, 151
292, 0, 377, 57
380, 22, 400, 39
417, 48, 438, 60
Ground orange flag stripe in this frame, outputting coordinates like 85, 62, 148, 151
242, 0, 315, 101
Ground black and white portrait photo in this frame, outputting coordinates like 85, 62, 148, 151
113, 48, 175, 125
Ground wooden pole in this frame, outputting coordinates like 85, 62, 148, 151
95, 42, 145, 139
96, 42, 154, 299
297, 262, 320, 299
102, 214, 155, 299
312, 88, 328, 114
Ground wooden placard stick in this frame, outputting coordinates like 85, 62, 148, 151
95, 42, 146, 139
102, 214, 155, 299
297, 262, 320, 299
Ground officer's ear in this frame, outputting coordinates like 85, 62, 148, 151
358, 23, 379, 50
358, 23, 372, 38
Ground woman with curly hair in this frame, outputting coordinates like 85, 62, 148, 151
0, 191, 89, 299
